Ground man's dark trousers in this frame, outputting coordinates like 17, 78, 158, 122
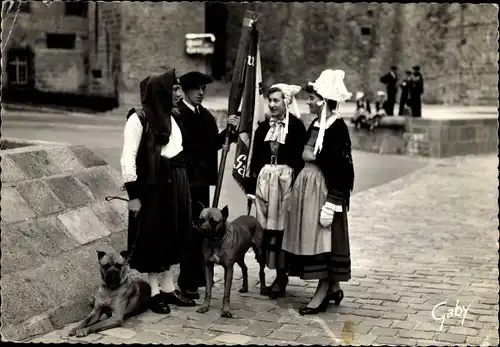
177, 185, 209, 293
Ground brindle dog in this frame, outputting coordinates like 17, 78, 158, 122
196, 206, 267, 318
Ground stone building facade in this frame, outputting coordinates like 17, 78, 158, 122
2, 2, 496, 106
1, 1, 121, 106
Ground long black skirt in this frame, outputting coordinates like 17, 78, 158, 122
177, 185, 210, 291
127, 154, 192, 274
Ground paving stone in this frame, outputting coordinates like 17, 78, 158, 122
57, 207, 111, 245
15, 180, 65, 216
70, 145, 108, 168
375, 336, 418, 346
8, 150, 62, 179
398, 329, 435, 340
295, 335, 336, 345
45, 175, 93, 209
369, 327, 400, 337
101, 327, 137, 339
209, 324, 248, 334
447, 325, 479, 336
434, 332, 467, 344
212, 333, 253, 345
1, 187, 36, 223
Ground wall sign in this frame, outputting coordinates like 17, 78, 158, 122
185, 33, 215, 56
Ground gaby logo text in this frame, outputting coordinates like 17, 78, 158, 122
432, 300, 471, 331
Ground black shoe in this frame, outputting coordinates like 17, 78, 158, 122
180, 289, 200, 300
161, 290, 196, 307
268, 275, 288, 299
329, 289, 344, 306
150, 294, 171, 314
298, 295, 330, 316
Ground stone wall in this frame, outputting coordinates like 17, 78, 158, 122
1, 141, 129, 341
1, 1, 121, 99
120, 2, 207, 91
224, 3, 498, 105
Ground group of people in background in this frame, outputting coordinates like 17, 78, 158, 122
379, 65, 424, 118
120, 67, 355, 316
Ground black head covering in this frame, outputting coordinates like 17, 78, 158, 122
179, 71, 213, 91
140, 69, 176, 145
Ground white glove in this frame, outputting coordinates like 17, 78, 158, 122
319, 202, 343, 228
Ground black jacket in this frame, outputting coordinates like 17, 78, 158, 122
308, 117, 355, 207
177, 101, 237, 187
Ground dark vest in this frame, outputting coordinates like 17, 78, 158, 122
126, 108, 191, 198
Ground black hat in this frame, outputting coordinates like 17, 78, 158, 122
179, 71, 213, 90
412, 65, 420, 71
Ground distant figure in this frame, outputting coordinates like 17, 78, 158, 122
374, 91, 387, 117
379, 66, 398, 116
409, 66, 424, 118
398, 70, 412, 116
355, 91, 371, 115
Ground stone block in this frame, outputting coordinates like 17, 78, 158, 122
70, 145, 108, 168
75, 167, 122, 201
1, 156, 28, 183
1, 225, 46, 274
8, 150, 62, 179
91, 200, 128, 233
48, 292, 93, 330
106, 230, 128, 253
57, 207, 111, 245
44, 176, 93, 209
1, 272, 56, 325
459, 126, 476, 142
1, 314, 54, 342
26, 259, 87, 310
10, 217, 79, 258
15, 180, 65, 216
45, 146, 85, 173
0, 187, 36, 224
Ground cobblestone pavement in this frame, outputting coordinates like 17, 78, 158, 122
28, 154, 498, 345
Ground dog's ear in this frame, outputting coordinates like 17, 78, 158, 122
97, 250, 106, 260
120, 250, 129, 260
221, 205, 229, 220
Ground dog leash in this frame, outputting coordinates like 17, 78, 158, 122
105, 195, 141, 266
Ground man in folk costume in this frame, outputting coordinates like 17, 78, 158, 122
249, 84, 307, 299
398, 70, 412, 116
282, 69, 355, 315
409, 65, 424, 118
120, 69, 197, 314
176, 71, 240, 300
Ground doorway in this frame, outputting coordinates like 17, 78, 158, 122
205, 2, 227, 80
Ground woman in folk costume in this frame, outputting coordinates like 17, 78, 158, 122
249, 83, 307, 299
282, 69, 355, 315
120, 69, 196, 314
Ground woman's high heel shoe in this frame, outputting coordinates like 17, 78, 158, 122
298, 295, 330, 316
329, 289, 344, 306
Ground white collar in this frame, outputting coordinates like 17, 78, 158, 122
313, 113, 338, 130
183, 99, 198, 113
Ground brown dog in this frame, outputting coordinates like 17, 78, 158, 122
196, 205, 267, 318
68, 250, 151, 337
